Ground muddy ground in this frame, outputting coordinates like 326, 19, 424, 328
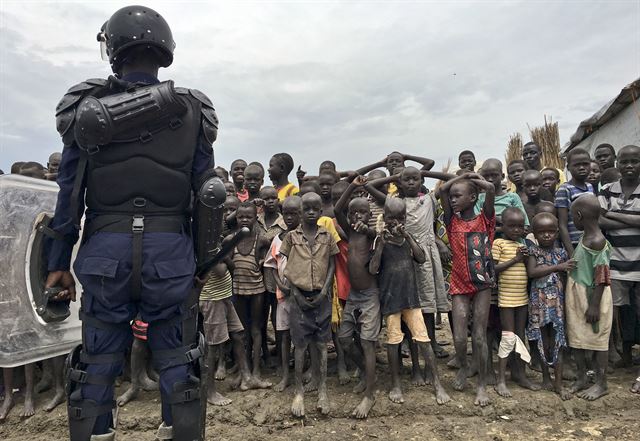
2, 323, 640, 441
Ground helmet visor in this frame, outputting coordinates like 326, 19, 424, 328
100, 40, 109, 61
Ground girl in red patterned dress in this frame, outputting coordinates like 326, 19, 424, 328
439, 173, 496, 407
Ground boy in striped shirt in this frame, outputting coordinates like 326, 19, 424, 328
598, 145, 640, 391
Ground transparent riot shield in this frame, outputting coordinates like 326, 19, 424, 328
0, 174, 82, 368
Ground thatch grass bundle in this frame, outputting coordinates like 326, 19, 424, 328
505, 132, 523, 166
528, 116, 564, 169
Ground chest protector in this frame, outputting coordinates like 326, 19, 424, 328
73, 80, 201, 217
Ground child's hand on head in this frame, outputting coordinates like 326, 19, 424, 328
252, 198, 264, 207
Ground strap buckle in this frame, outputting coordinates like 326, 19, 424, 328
70, 406, 83, 419
87, 145, 100, 155
132, 215, 145, 233
139, 131, 152, 143
185, 346, 203, 363
70, 368, 88, 384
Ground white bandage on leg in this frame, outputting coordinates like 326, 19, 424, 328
498, 331, 516, 359
497, 331, 531, 363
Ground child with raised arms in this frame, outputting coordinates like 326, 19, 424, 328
439, 173, 496, 406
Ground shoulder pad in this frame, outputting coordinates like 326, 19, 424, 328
201, 109, 218, 145
56, 79, 109, 115
66, 78, 107, 94
56, 107, 75, 138
189, 89, 214, 109
175, 87, 189, 95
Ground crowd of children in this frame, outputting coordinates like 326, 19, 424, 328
2, 142, 640, 422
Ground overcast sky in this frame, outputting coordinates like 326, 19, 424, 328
1, 0, 638, 175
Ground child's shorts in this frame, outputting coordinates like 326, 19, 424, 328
385, 308, 430, 345
338, 286, 381, 342
276, 297, 292, 331
290, 290, 331, 347
200, 298, 244, 346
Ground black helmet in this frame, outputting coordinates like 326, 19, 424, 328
98, 5, 175, 72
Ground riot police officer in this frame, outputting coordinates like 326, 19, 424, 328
45, 5, 222, 441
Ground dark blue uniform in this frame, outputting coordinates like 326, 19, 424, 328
49, 73, 213, 434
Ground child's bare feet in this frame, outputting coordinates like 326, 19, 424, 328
352, 396, 375, 419
44, 390, 65, 412
435, 385, 451, 404
494, 381, 511, 398
515, 375, 541, 391
338, 367, 351, 385
273, 377, 289, 392
317, 392, 330, 415
20, 395, 35, 418
577, 383, 608, 401
117, 386, 139, 406
558, 388, 573, 401
353, 379, 366, 394
207, 390, 232, 406
388, 387, 404, 404
411, 370, 426, 386
474, 386, 491, 407
541, 379, 554, 391
302, 368, 313, 384
291, 393, 305, 417
304, 378, 319, 392
0, 394, 14, 421
453, 368, 467, 391
569, 377, 589, 394
240, 375, 272, 391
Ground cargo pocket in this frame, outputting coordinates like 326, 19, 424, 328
75, 256, 120, 303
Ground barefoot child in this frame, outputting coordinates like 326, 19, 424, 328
597, 145, 640, 392
492, 207, 538, 397
526, 213, 575, 399
334, 176, 381, 418
257, 186, 288, 367
229, 201, 271, 383
280, 192, 340, 417
369, 198, 450, 405
264, 196, 302, 392
440, 173, 496, 406
566, 194, 613, 400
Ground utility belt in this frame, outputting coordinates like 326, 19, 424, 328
84, 213, 188, 238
